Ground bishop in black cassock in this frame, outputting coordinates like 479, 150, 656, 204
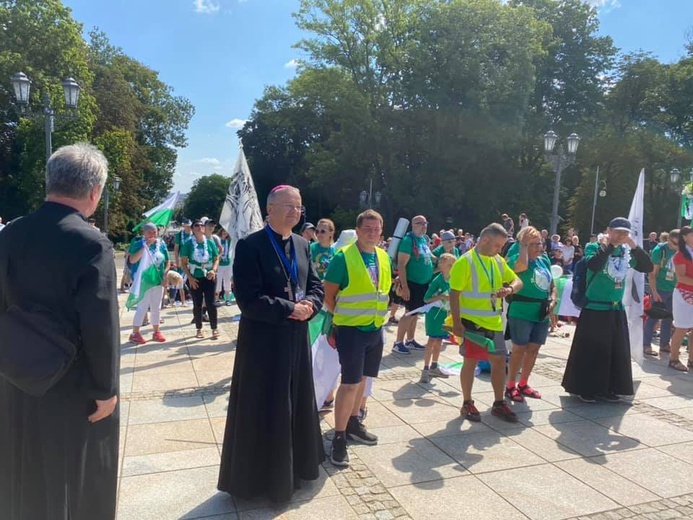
0, 144, 120, 520
218, 185, 325, 502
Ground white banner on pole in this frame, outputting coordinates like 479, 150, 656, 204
624, 169, 645, 366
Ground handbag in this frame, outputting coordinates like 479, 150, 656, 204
0, 243, 78, 396
644, 301, 673, 320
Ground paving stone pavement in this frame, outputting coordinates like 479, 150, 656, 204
115, 273, 693, 520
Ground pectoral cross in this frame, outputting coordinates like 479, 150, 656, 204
284, 281, 294, 301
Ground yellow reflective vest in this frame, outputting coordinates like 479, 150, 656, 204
333, 243, 392, 328
455, 252, 507, 332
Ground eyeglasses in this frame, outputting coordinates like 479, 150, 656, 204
193, 224, 204, 228
413, 221, 428, 226
271, 204, 305, 213
317, 229, 331, 234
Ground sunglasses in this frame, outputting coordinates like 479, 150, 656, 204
193, 224, 204, 228
317, 229, 331, 234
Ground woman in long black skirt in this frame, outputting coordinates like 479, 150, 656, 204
562, 218, 653, 403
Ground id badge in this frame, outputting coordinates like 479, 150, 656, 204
666, 270, 675, 282
295, 288, 305, 302
615, 280, 623, 289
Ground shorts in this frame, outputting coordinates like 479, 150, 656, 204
673, 289, 693, 329
403, 280, 429, 312
508, 317, 549, 346
458, 330, 508, 357
425, 307, 449, 338
335, 326, 384, 385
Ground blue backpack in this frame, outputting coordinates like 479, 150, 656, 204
571, 257, 595, 309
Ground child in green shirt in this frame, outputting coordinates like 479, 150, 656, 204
420, 253, 456, 384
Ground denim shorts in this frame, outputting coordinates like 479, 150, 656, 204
508, 318, 549, 346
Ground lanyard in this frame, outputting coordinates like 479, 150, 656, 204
266, 226, 298, 286
358, 247, 380, 289
474, 250, 495, 290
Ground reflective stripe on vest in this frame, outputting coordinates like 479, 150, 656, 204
459, 253, 504, 317
333, 244, 392, 328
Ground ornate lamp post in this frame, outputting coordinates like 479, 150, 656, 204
359, 178, 381, 209
672, 168, 693, 228
10, 72, 81, 163
543, 130, 581, 235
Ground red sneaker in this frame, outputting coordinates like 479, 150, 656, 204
460, 400, 481, 422
152, 331, 166, 343
129, 332, 146, 345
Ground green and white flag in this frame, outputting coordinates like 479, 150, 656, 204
126, 245, 163, 310
681, 193, 693, 221
133, 192, 179, 231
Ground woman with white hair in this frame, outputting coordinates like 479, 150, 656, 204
128, 222, 170, 344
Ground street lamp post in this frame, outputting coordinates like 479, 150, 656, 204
359, 178, 382, 209
104, 176, 121, 236
543, 130, 581, 235
10, 72, 81, 163
672, 168, 693, 228
590, 166, 607, 235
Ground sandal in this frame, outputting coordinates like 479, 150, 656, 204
461, 400, 481, 422
505, 386, 524, 403
643, 347, 658, 357
668, 359, 688, 372
212, 329, 220, 340
196, 329, 204, 339
518, 385, 542, 399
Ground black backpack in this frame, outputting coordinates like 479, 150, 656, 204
570, 257, 591, 309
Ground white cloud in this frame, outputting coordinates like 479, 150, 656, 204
198, 157, 221, 165
585, 0, 621, 11
193, 0, 220, 14
225, 118, 247, 129
284, 59, 300, 69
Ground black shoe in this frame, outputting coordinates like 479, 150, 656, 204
491, 401, 518, 423
346, 416, 378, 445
330, 434, 349, 467
599, 393, 620, 403
579, 394, 597, 403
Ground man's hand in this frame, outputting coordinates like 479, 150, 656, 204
497, 287, 513, 298
288, 301, 313, 321
88, 396, 118, 423
652, 291, 662, 303
624, 235, 637, 249
452, 320, 466, 338
206, 270, 216, 280
400, 284, 411, 301
188, 277, 199, 290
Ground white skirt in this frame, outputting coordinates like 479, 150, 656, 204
673, 288, 693, 329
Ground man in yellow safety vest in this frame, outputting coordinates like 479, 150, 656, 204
323, 209, 392, 467
450, 223, 523, 423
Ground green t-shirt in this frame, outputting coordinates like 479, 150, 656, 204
219, 238, 232, 267
432, 244, 460, 263
507, 253, 552, 322
398, 233, 434, 284
128, 238, 169, 279
650, 243, 677, 292
584, 243, 636, 310
324, 249, 379, 331
174, 230, 193, 247
181, 238, 219, 278
310, 242, 336, 280
424, 272, 451, 307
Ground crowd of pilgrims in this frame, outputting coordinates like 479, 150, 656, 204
124, 201, 693, 499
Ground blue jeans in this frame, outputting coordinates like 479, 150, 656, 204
643, 290, 673, 348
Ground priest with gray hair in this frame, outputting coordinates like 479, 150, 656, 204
0, 143, 120, 519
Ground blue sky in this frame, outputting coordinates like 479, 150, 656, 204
62, 0, 693, 194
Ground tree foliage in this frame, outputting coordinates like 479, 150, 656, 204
0, 2, 194, 241
241, 0, 692, 236
183, 174, 230, 223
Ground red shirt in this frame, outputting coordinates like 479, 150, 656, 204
673, 251, 693, 291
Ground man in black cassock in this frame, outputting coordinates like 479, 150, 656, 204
218, 185, 325, 502
0, 144, 120, 520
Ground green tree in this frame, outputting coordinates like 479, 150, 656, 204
184, 174, 230, 222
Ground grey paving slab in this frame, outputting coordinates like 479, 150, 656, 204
477, 463, 618, 519
533, 419, 645, 457
502, 428, 581, 462
593, 413, 693, 447
431, 431, 546, 474
127, 395, 207, 425
389, 475, 528, 520
237, 495, 358, 520
125, 418, 217, 456
121, 447, 220, 477
555, 458, 660, 507
117, 466, 235, 520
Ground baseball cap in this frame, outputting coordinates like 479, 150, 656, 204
608, 217, 631, 231
205, 219, 216, 226
441, 231, 456, 241
301, 222, 316, 232
181, 218, 192, 226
